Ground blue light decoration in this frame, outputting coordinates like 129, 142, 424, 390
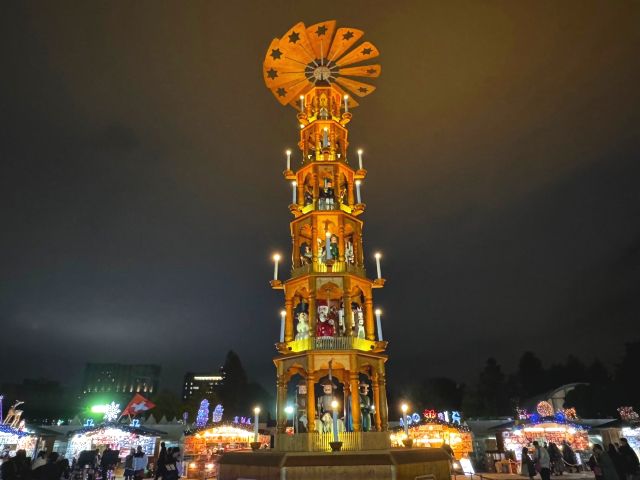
0, 424, 29, 437
554, 411, 566, 423
211, 404, 224, 423
130, 419, 141, 427
529, 413, 541, 423
233, 416, 252, 425
196, 399, 210, 427
84, 419, 95, 427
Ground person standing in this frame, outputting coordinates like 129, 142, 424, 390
133, 447, 147, 480
154, 443, 166, 480
521, 447, 536, 480
123, 449, 135, 480
533, 441, 551, 480
619, 438, 640, 480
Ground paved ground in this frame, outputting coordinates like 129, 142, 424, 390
454, 474, 595, 480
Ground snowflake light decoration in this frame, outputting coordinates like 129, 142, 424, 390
103, 402, 121, 422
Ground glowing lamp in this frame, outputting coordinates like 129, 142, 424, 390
272, 253, 281, 280
355, 179, 362, 203
343, 94, 349, 113
357, 149, 363, 169
374, 252, 382, 279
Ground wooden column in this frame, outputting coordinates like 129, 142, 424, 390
311, 225, 318, 264
338, 223, 345, 262
276, 374, 288, 433
348, 180, 355, 206
309, 293, 316, 337
284, 298, 294, 342
297, 182, 304, 206
372, 372, 382, 432
307, 374, 316, 432
343, 288, 352, 336
349, 371, 362, 432
364, 295, 375, 341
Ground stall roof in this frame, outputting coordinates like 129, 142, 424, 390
67, 423, 167, 437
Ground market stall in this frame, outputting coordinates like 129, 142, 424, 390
390, 410, 473, 459
65, 423, 164, 462
183, 424, 270, 479
0, 424, 38, 460
500, 421, 590, 461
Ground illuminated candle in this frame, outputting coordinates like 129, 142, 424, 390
355, 180, 362, 204
331, 400, 339, 442
286, 149, 291, 170
253, 407, 260, 442
292, 181, 297, 204
374, 252, 382, 279
401, 404, 409, 436
325, 231, 332, 260
299, 95, 305, 111
357, 149, 363, 170
273, 254, 280, 280
375, 309, 383, 341
322, 128, 329, 148
343, 95, 349, 113
280, 310, 286, 342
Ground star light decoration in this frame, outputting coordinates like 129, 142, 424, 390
103, 402, 121, 422
263, 20, 381, 108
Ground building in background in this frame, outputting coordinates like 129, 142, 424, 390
182, 371, 224, 401
81, 363, 161, 396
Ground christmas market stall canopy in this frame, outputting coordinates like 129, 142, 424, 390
495, 417, 590, 461
390, 410, 473, 459
0, 424, 38, 458
65, 423, 166, 461
595, 407, 640, 459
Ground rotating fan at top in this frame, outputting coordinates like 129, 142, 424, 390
263, 20, 381, 109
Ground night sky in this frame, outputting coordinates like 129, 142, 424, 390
1, 1, 639, 394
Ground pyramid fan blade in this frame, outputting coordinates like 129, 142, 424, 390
271, 78, 311, 106
335, 77, 376, 97
329, 83, 360, 109
327, 28, 364, 62
278, 22, 315, 66
263, 57, 307, 88
306, 20, 337, 60
337, 64, 381, 79
335, 42, 380, 67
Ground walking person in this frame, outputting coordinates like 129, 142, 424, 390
619, 438, 640, 480
521, 447, 536, 480
591, 445, 620, 480
549, 442, 564, 475
533, 441, 551, 480
609, 444, 627, 480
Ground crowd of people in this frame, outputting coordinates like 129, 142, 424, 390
0, 444, 182, 480
519, 438, 640, 480
1, 450, 70, 480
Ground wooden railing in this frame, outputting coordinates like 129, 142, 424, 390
311, 431, 362, 451
281, 336, 380, 353
290, 262, 366, 278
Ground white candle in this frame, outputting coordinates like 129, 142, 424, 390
374, 252, 382, 279
375, 309, 383, 341
292, 181, 297, 204
280, 310, 286, 342
355, 180, 362, 204
343, 95, 349, 113
300, 95, 305, 111
357, 149, 363, 170
325, 231, 332, 260
273, 254, 280, 280
253, 407, 260, 442
286, 149, 291, 170
331, 400, 339, 442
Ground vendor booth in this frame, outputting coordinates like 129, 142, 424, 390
183, 424, 270, 479
65, 423, 164, 462
0, 424, 38, 460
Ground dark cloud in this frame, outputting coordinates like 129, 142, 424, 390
0, 1, 638, 395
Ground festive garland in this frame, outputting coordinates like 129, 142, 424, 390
0, 424, 31, 437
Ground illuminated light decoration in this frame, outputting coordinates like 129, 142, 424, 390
0, 424, 38, 457
562, 407, 578, 421
84, 419, 95, 427
65, 425, 160, 460
103, 402, 121, 422
233, 416, 252, 425
390, 422, 473, 458
423, 409, 437, 420
130, 419, 141, 427
196, 399, 210, 427
537, 401, 554, 417
212, 404, 224, 423
555, 411, 566, 423
618, 406, 640, 423
516, 408, 529, 420
502, 421, 590, 461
